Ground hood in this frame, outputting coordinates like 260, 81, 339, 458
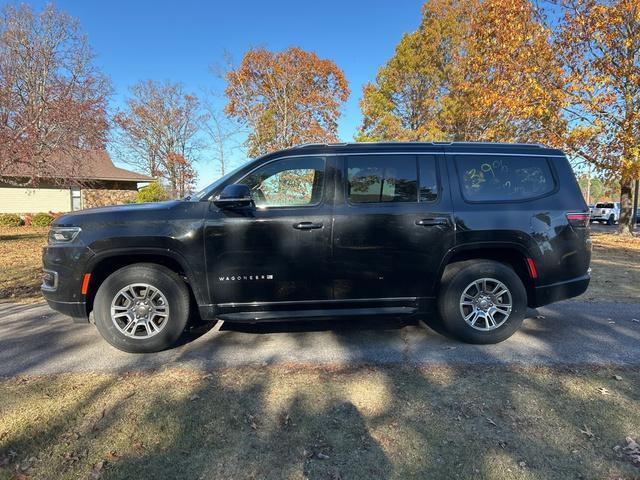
53, 200, 183, 226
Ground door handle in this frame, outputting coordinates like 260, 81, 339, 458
415, 217, 449, 227
293, 221, 323, 230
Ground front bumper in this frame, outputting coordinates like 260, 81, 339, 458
41, 243, 94, 322
530, 273, 590, 307
43, 297, 88, 323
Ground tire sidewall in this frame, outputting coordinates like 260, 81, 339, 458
94, 264, 190, 353
438, 261, 527, 344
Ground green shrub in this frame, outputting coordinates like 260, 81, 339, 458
31, 212, 54, 227
0, 213, 23, 227
136, 182, 169, 203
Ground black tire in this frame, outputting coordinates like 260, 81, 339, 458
607, 215, 615, 225
93, 263, 190, 353
437, 260, 527, 344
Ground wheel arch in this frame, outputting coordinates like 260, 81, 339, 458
437, 243, 536, 307
84, 248, 205, 317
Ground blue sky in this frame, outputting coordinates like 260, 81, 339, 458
3, 0, 425, 187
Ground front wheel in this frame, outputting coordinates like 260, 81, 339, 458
93, 263, 190, 353
438, 260, 527, 344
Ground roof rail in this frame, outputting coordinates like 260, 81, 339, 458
294, 143, 327, 148
448, 141, 547, 148
294, 142, 351, 148
293, 141, 548, 149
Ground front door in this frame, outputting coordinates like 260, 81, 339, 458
331, 153, 455, 302
204, 155, 333, 307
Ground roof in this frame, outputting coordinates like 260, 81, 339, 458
1, 150, 153, 183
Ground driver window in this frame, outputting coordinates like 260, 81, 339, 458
239, 156, 325, 207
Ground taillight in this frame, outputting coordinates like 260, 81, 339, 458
526, 258, 538, 279
566, 212, 590, 228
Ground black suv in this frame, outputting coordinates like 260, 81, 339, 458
42, 142, 591, 352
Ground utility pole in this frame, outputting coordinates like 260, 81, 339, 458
633, 178, 639, 233
586, 163, 592, 204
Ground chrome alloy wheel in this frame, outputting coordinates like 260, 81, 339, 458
459, 278, 512, 331
110, 283, 169, 339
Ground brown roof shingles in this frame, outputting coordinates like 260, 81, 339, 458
1, 150, 153, 183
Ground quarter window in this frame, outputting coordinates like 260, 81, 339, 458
456, 155, 555, 202
347, 155, 418, 203
239, 156, 325, 207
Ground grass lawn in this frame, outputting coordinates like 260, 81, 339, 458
0, 365, 639, 479
579, 233, 640, 303
1, 226, 638, 304
1, 228, 639, 479
0, 227, 48, 304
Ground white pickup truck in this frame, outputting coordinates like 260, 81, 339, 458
590, 202, 620, 225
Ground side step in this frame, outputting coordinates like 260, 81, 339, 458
217, 306, 417, 323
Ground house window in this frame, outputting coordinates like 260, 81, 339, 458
71, 188, 82, 211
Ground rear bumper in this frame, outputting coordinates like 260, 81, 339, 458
43, 297, 88, 323
530, 274, 590, 307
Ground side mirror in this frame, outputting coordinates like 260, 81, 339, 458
213, 184, 254, 209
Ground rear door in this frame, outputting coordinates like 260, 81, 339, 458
331, 152, 455, 303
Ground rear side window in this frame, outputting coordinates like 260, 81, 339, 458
347, 155, 418, 203
346, 155, 439, 204
456, 155, 555, 202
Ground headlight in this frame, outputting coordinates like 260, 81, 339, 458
48, 226, 82, 244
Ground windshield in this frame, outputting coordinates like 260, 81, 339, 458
194, 163, 248, 201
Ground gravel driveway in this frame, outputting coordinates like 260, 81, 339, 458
0, 300, 638, 376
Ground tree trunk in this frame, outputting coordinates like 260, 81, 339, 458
618, 175, 634, 235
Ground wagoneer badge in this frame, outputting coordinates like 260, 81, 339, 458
218, 274, 274, 282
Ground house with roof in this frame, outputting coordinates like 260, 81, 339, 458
0, 150, 152, 213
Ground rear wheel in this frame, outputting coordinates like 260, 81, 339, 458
438, 260, 527, 344
94, 263, 190, 353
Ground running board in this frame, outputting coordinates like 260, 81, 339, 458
217, 306, 417, 323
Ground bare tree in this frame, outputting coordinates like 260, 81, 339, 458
201, 89, 244, 177
0, 4, 111, 185
114, 80, 204, 197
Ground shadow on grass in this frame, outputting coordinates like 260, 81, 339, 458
1, 302, 640, 478
1, 363, 639, 479
0, 232, 46, 242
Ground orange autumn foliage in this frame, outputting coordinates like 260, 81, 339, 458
225, 47, 350, 157
358, 0, 565, 144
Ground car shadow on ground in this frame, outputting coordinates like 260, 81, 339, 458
218, 315, 418, 334
211, 308, 539, 338
171, 308, 538, 349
